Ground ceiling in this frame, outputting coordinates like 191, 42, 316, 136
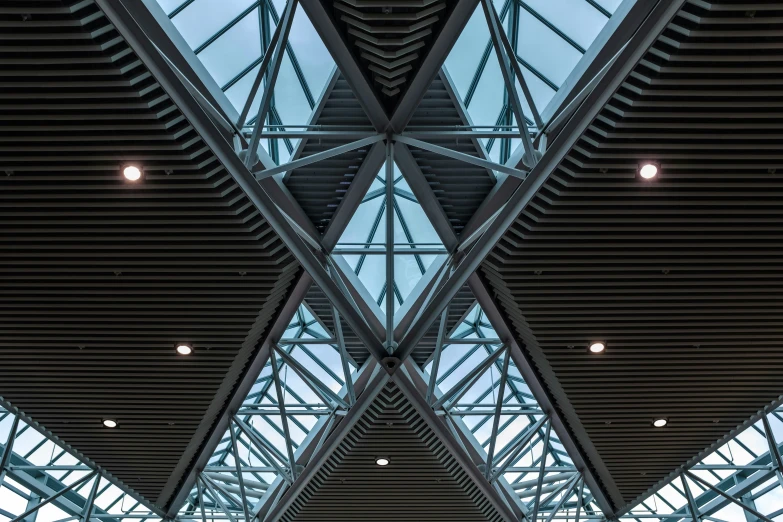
276, 380, 505, 522
483, 0, 783, 512
319, 0, 460, 110
0, 0, 298, 507
3, 0, 783, 519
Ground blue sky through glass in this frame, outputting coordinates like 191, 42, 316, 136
337, 161, 443, 314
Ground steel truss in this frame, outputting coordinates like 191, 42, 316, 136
0, 403, 166, 522
27, 2, 777, 522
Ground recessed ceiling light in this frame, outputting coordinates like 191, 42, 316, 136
588, 341, 606, 354
375, 456, 390, 466
102, 418, 118, 428
176, 343, 193, 356
122, 165, 142, 181
653, 418, 668, 428
639, 162, 659, 180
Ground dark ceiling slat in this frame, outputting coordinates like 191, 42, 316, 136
0, 0, 299, 508
483, 0, 783, 512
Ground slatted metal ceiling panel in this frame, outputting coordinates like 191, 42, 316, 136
284, 75, 375, 236
482, 0, 783, 512
323, 0, 458, 108
406, 74, 496, 237
280, 381, 504, 522
0, 0, 298, 507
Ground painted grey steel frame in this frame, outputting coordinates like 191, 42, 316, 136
38, 2, 765, 522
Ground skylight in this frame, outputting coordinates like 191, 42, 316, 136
445, 0, 622, 163
619, 408, 783, 521
336, 161, 445, 314
0, 405, 163, 522
157, 0, 335, 164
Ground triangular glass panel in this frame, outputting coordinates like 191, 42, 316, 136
423, 303, 604, 520
336, 160, 445, 316
445, 0, 622, 163
155, 0, 334, 163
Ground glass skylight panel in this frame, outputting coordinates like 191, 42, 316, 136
337, 161, 444, 313
157, 0, 335, 164
179, 304, 358, 520
422, 305, 600, 519
0, 406, 162, 522
445, 0, 621, 163
620, 408, 783, 521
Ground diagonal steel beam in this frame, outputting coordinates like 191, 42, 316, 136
260, 365, 390, 522
388, 0, 479, 132
468, 272, 618, 516
392, 0, 688, 377
394, 135, 528, 180
321, 140, 387, 251
299, 2, 389, 131
95, 3, 394, 514
252, 135, 384, 179
394, 362, 521, 522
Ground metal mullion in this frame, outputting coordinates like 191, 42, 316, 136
264, 392, 310, 438
332, 306, 356, 406
392, 198, 426, 274
23, 437, 49, 460
436, 344, 482, 386
168, 0, 197, 18
294, 344, 344, 386
515, 53, 559, 91
685, 471, 776, 522
354, 197, 386, 275
269, 108, 294, 155
200, 476, 239, 522
194, 2, 261, 55
245, 0, 298, 167
485, 349, 510, 478
385, 139, 395, 346
465, 0, 512, 108
228, 424, 252, 522
10, 470, 97, 522
426, 305, 450, 405
516, 1, 586, 54
583, 0, 611, 18
482, 0, 536, 163
392, 187, 418, 204
265, 0, 315, 108
530, 420, 551, 522
274, 346, 350, 409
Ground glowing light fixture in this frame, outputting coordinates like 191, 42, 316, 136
639, 162, 659, 180
123, 165, 142, 181
375, 457, 390, 466
176, 343, 193, 356
653, 418, 668, 428
588, 341, 606, 354
102, 419, 118, 428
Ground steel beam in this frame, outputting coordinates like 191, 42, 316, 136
322, 140, 387, 251
468, 273, 619, 516
394, 364, 521, 522
299, 2, 389, 131
261, 366, 390, 522
394, 134, 528, 180
252, 135, 384, 179
388, 0, 480, 131
392, 0, 687, 387
245, 0, 298, 166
